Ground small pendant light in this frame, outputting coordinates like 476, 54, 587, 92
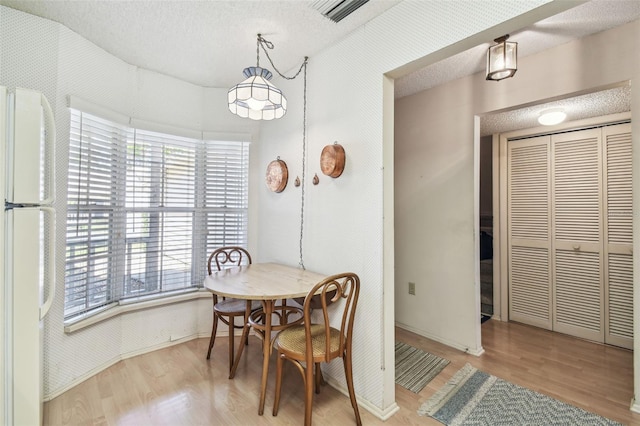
486, 35, 518, 81
228, 35, 287, 120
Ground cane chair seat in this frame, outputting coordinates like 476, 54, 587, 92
275, 324, 342, 358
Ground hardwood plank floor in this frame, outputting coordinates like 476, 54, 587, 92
44, 320, 640, 425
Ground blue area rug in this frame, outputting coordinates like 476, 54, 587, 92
418, 363, 621, 425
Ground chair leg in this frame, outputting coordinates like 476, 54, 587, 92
315, 363, 322, 394
206, 312, 219, 360
243, 302, 251, 346
230, 301, 252, 379
343, 352, 362, 426
228, 314, 236, 375
304, 361, 314, 426
272, 352, 284, 416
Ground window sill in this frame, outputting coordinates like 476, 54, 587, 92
64, 289, 212, 334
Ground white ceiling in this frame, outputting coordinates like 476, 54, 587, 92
395, 0, 640, 98
0, 0, 401, 88
1, 0, 639, 135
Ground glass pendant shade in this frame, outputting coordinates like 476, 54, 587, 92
486, 36, 518, 81
228, 66, 287, 120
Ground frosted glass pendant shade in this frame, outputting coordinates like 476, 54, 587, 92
228, 66, 287, 120
486, 36, 518, 81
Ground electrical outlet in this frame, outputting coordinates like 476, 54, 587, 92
408, 282, 416, 295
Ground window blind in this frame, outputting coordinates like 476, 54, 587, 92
65, 109, 249, 319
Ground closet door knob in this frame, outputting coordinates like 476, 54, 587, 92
572, 245, 581, 251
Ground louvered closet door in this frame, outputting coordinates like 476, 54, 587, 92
551, 128, 604, 342
508, 136, 552, 330
603, 123, 633, 349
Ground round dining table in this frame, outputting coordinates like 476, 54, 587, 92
203, 262, 327, 415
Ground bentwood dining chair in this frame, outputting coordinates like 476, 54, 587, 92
272, 272, 362, 426
206, 247, 261, 376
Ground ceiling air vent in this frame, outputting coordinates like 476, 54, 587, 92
311, 0, 370, 23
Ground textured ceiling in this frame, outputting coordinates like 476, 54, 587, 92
481, 84, 632, 136
396, 0, 640, 98
395, 0, 640, 136
1, 0, 638, 135
0, 0, 401, 88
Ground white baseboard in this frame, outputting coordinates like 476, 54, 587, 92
395, 322, 484, 356
630, 397, 640, 413
324, 375, 400, 421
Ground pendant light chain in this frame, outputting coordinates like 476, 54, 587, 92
298, 61, 307, 270
257, 35, 308, 80
256, 36, 261, 67
254, 34, 309, 269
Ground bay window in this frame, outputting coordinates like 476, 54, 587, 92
64, 109, 249, 320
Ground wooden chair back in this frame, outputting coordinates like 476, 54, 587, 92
207, 246, 252, 274
302, 272, 359, 363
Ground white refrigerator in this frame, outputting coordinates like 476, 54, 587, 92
0, 86, 57, 426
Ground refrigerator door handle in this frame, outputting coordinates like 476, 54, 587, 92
39, 93, 56, 205
39, 206, 56, 320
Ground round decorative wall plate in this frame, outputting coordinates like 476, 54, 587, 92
320, 143, 345, 178
265, 158, 288, 192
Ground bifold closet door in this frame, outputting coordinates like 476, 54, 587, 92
603, 123, 633, 349
551, 128, 604, 343
508, 136, 552, 330
506, 121, 632, 348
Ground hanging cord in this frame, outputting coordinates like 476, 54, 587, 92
256, 34, 309, 269
298, 61, 308, 270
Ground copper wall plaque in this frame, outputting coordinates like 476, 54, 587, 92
320, 143, 345, 178
266, 158, 288, 192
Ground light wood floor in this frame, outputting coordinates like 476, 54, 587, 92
44, 320, 640, 425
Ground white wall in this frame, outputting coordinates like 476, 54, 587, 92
395, 80, 482, 351
0, 0, 578, 417
255, 0, 565, 416
395, 17, 640, 408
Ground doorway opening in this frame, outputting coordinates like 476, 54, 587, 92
480, 84, 632, 341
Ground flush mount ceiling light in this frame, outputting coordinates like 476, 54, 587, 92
538, 108, 567, 126
486, 35, 518, 81
228, 34, 307, 121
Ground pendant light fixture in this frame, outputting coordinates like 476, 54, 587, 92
486, 35, 518, 81
228, 34, 310, 269
228, 35, 288, 120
